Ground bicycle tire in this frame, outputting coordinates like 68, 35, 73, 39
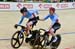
11, 31, 24, 48
51, 34, 61, 49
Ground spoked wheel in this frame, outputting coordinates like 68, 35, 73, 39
50, 34, 61, 49
11, 31, 24, 48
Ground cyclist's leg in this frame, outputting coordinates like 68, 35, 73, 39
46, 27, 56, 45
50, 23, 61, 41
26, 20, 37, 33
26, 21, 33, 35
47, 23, 61, 45
49, 28, 57, 42
25, 17, 38, 43
26, 17, 38, 34
25, 21, 33, 43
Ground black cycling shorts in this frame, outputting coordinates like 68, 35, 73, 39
52, 22, 61, 33
28, 17, 38, 28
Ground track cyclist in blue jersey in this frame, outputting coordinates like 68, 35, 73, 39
14, 7, 39, 42
39, 7, 61, 45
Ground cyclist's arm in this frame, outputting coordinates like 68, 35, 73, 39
18, 16, 25, 25
39, 15, 50, 21
32, 13, 36, 17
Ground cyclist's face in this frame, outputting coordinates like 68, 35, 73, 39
22, 12, 27, 16
49, 10, 54, 15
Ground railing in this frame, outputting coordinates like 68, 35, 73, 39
0, 2, 75, 11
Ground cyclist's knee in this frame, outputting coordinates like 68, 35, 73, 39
49, 28, 54, 34
26, 24, 32, 30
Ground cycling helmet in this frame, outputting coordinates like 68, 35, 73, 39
20, 7, 28, 13
49, 7, 55, 13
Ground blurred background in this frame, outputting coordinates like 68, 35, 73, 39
0, 0, 75, 3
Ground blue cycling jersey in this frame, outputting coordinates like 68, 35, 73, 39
44, 13, 59, 25
18, 9, 39, 25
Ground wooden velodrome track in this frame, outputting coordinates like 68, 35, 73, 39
0, 9, 75, 49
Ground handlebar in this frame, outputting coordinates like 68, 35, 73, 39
39, 28, 46, 32
16, 25, 26, 29
39, 28, 49, 36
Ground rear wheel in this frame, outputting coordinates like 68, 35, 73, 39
50, 34, 61, 49
11, 31, 24, 48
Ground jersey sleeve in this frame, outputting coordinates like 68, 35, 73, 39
35, 9, 39, 15
44, 14, 50, 20
29, 9, 39, 16
18, 16, 25, 25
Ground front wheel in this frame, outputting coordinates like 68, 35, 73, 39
11, 31, 24, 48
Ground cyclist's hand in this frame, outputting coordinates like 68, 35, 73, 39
14, 24, 18, 28
36, 16, 39, 20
